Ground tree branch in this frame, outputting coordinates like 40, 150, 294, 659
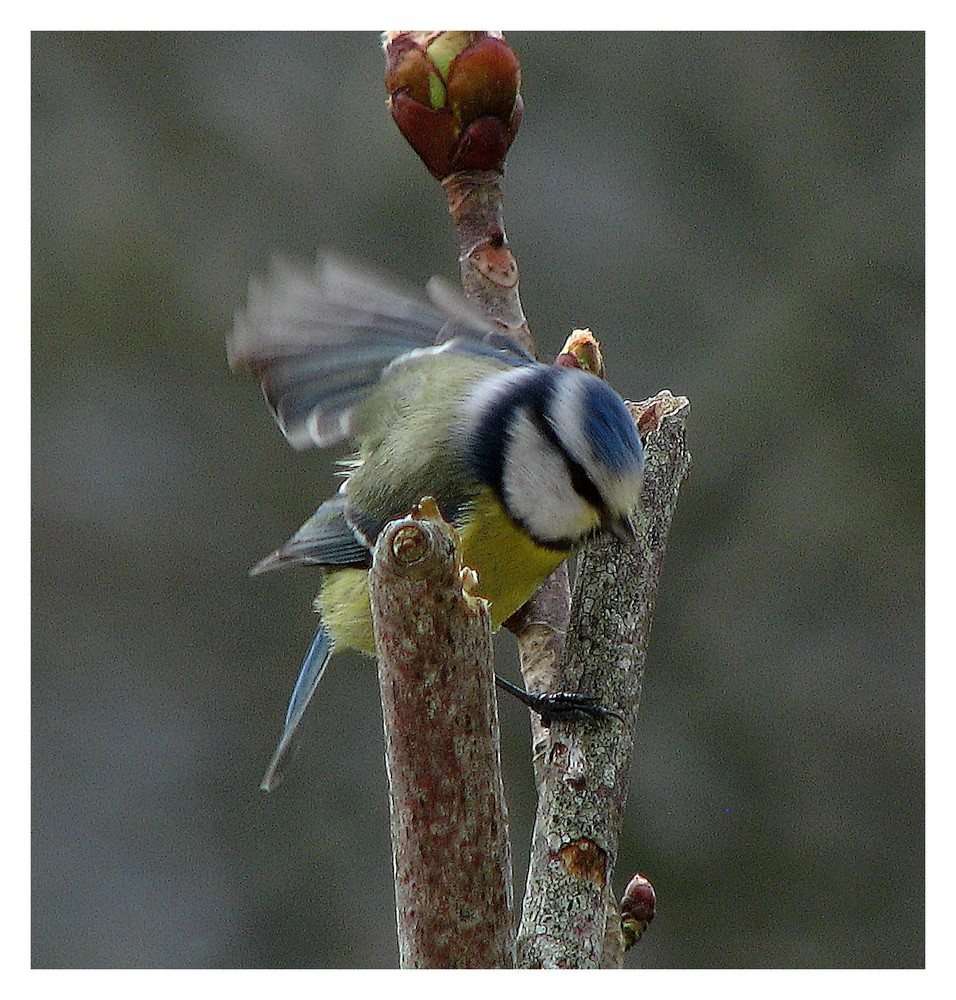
516, 391, 691, 968
380, 31, 690, 969
442, 169, 534, 356
370, 499, 514, 968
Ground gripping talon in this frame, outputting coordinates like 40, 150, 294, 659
494, 674, 624, 727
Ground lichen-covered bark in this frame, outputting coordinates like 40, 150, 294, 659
516, 392, 691, 968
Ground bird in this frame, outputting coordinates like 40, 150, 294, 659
228, 257, 645, 790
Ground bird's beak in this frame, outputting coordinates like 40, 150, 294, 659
606, 512, 637, 545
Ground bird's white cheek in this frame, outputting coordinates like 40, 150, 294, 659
501, 412, 598, 545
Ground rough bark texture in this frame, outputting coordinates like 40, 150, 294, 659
516, 391, 691, 968
370, 503, 515, 969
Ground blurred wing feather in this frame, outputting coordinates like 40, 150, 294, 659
229, 256, 532, 450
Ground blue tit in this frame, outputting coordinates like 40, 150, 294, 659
229, 257, 645, 790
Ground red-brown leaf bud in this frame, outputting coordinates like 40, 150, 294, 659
620, 872, 656, 948
384, 30, 522, 179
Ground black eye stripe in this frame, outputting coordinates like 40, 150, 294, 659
528, 406, 604, 512
466, 366, 607, 515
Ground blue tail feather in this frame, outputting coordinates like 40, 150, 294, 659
260, 624, 334, 792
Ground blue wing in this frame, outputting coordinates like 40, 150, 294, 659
249, 495, 371, 576
229, 255, 533, 451
260, 623, 334, 792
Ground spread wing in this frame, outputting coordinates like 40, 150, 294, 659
228, 255, 532, 450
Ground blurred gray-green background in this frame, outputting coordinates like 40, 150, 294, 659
32, 32, 923, 968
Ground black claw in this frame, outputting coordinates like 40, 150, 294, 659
494, 675, 624, 727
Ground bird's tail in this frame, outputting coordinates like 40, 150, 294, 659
260, 624, 334, 792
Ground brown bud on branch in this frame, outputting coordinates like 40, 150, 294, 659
620, 872, 656, 949
384, 31, 523, 179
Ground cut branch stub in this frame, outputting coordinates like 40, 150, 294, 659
370, 498, 515, 969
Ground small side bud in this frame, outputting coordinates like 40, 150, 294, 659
628, 390, 690, 443
384, 30, 522, 179
620, 872, 656, 948
410, 495, 443, 522
555, 328, 606, 378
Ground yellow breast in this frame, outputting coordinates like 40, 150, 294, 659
456, 488, 570, 629
317, 488, 571, 656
